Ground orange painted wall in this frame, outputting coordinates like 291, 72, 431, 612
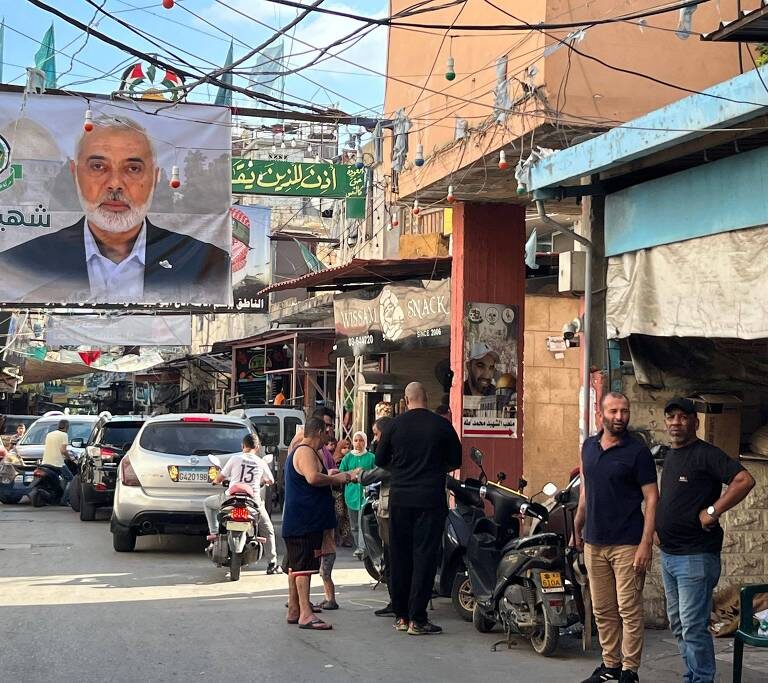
385, 0, 757, 195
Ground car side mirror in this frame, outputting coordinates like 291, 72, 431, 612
71, 439, 84, 448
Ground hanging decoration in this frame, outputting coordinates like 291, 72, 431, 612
83, 108, 93, 132
446, 56, 456, 81
170, 165, 181, 189
162, 0, 175, 8
446, 185, 455, 203
355, 149, 364, 170
498, 150, 510, 170
412, 199, 420, 216
414, 143, 425, 167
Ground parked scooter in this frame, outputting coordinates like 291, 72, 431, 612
464, 448, 582, 657
205, 456, 265, 582
360, 482, 386, 583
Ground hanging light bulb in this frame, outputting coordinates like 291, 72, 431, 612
446, 185, 455, 203
355, 149, 364, 170
307, 143, 313, 154
498, 150, 510, 170
445, 55, 456, 81
83, 108, 94, 132
162, 0, 174, 8
314, 154, 321, 163
412, 199, 420, 216
271, 144, 277, 153
391, 207, 400, 228
414, 143, 425, 167
516, 184, 527, 196
290, 139, 296, 148
170, 165, 181, 189
280, 140, 286, 150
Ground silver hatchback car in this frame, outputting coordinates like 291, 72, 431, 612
110, 414, 254, 552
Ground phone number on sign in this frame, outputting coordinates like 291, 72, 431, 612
347, 335, 374, 347
416, 328, 442, 338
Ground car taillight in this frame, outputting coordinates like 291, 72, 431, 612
119, 457, 140, 486
100, 447, 119, 460
180, 416, 213, 423
231, 505, 250, 522
33, 468, 45, 478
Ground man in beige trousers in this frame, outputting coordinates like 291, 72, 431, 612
574, 392, 659, 683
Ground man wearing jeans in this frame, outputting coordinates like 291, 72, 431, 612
656, 398, 754, 683
575, 393, 659, 683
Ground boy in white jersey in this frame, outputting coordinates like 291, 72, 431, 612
204, 434, 282, 574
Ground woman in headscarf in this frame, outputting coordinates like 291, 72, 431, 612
339, 431, 376, 559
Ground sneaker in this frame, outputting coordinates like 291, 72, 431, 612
374, 604, 395, 617
581, 665, 622, 683
619, 671, 639, 683
393, 618, 409, 632
266, 563, 283, 575
407, 621, 443, 636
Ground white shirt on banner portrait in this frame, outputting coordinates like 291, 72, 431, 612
84, 220, 147, 302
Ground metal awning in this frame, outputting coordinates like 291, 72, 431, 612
258, 257, 452, 295
212, 327, 336, 353
702, 2, 768, 42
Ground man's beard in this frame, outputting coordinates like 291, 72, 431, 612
603, 418, 628, 436
76, 179, 154, 234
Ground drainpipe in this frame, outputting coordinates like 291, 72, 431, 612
536, 200, 594, 441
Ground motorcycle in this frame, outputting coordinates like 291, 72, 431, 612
205, 456, 265, 582
464, 448, 582, 657
28, 463, 72, 507
360, 482, 386, 584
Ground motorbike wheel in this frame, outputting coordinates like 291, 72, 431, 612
472, 604, 496, 633
69, 475, 81, 512
363, 555, 383, 583
229, 552, 242, 581
451, 572, 475, 622
30, 488, 45, 508
530, 603, 559, 657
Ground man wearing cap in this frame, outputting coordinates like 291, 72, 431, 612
656, 398, 754, 683
464, 342, 501, 396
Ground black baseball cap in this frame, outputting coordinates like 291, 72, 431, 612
664, 397, 696, 415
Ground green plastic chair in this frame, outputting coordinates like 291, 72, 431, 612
732, 583, 768, 683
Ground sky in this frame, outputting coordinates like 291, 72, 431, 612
2, 0, 389, 122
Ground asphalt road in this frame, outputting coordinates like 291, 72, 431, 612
1, 504, 765, 683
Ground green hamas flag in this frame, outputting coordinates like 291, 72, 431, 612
34, 23, 57, 88
215, 41, 233, 107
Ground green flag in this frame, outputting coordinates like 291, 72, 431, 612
214, 41, 233, 107
34, 23, 57, 88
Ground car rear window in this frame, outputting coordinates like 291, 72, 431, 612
250, 417, 280, 447
139, 422, 250, 456
100, 423, 144, 449
21, 420, 94, 445
284, 416, 302, 444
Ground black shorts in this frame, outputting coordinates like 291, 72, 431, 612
282, 531, 324, 576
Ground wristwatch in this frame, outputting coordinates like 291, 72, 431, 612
706, 505, 719, 519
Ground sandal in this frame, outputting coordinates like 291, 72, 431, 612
298, 618, 333, 630
287, 617, 299, 624
318, 600, 339, 610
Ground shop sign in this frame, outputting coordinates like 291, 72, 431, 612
462, 302, 519, 438
232, 158, 365, 198
334, 279, 450, 356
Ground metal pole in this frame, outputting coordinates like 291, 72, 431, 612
536, 201, 593, 441
292, 334, 298, 402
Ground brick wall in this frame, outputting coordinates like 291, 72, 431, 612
522, 295, 582, 494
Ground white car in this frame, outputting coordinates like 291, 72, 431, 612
110, 413, 254, 552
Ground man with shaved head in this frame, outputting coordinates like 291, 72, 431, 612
375, 381, 462, 635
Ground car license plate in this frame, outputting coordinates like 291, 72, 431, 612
540, 571, 564, 593
169, 466, 209, 482
226, 521, 252, 532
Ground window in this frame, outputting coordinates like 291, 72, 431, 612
284, 416, 303, 444
99, 422, 144, 450
139, 422, 250, 455
20, 420, 95, 445
250, 416, 280, 447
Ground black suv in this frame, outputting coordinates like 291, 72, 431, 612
70, 414, 147, 521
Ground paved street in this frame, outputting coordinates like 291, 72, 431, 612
0, 504, 765, 683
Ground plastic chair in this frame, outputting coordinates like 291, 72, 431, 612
732, 583, 768, 683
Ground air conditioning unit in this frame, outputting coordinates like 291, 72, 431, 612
558, 251, 586, 293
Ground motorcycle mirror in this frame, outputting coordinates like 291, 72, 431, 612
470, 447, 484, 465
208, 454, 222, 468
542, 482, 558, 497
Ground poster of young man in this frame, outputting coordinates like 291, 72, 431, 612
0, 92, 231, 305
462, 302, 519, 438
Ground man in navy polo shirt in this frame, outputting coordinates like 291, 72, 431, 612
575, 392, 659, 683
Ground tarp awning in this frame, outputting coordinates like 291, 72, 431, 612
21, 358, 96, 384
607, 226, 768, 340
258, 257, 452, 295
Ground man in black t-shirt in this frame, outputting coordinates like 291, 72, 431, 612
375, 382, 462, 636
656, 398, 755, 683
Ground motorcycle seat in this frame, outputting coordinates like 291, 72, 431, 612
227, 482, 255, 497
504, 532, 562, 551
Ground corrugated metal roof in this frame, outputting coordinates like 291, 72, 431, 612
257, 256, 452, 296
702, 2, 768, 42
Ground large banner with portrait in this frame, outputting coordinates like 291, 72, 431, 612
462, 302, 519, 438
0, 92, 231, 305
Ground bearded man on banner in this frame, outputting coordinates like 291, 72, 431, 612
0, 115, 229, 305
